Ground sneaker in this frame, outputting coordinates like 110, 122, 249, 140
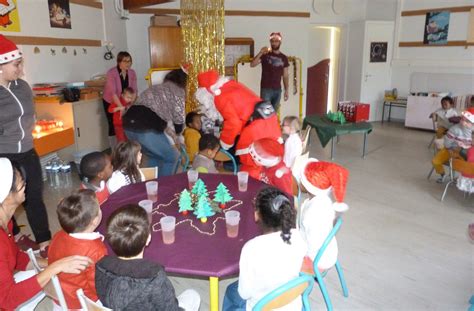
16, 234, 40, 251
39, 246, 49, 259
436, 175, 445, 183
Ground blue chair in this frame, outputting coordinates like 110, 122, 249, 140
304, 217, 349, 311
214, 148, 238, 175
175, 144, 190, 174
252, 274, 314, 311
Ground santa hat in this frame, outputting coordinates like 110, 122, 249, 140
249, 138, 283, 168
461, 108, 474, 123
269, 32, 282, 41
0, 158, 14, 203
0, 35, 22, 65
197, 70, 229, 96
301, 160, 349, 212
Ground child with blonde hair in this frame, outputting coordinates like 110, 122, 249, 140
281, 116, 302, 168
107, 141, 145, 193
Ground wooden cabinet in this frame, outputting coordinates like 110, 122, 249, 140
149, 26, 183, 68
35, 98, 109, 161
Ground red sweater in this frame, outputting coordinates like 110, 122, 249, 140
48, 231, 107, 309
0, 221, 42, 310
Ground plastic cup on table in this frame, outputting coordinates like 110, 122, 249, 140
225, 211, 240, 238
145, 181, 158, 202
187, 169, 198, 189
237, 171, 249, 192
160, 216, 176, 244
138, 199, 153, 223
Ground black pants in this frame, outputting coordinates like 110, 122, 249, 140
1, 149, 51, 243
103, 99, 115, 136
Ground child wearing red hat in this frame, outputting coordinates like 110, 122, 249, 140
432, 108, 474, 183
299, 159, 349, 271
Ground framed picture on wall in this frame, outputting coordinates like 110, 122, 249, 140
423, 11, 450, 45
48, 0, 71, 29
224, 38, 254, 76
0, 0, 21, 32
370, 42, 388, 63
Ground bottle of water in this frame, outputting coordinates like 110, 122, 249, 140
60, 161, 72, 189
45, 161, 54, 187
51, 160, 61, 189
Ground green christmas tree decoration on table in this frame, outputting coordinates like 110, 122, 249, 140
326, 111, 346, 124
178, 189, 194, 215
194, 195, 215, 223
213, 183, 233, 209
191, 179, 209, 197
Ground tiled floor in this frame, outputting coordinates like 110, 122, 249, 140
15, 121, 473, 310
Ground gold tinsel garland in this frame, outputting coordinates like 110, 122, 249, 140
180, 0, 225, 112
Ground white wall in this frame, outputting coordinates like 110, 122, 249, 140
0, 0, 126, 84
392, 0, 474, 97
365, 0, 397, 21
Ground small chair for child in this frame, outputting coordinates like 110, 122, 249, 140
302, 217, 349, 311
26, 248, 68, 311
76, 288, 112, 311
252, 274, 314, 311
441, 156, 474, 201
214, 148, 238, 175
175, 144, 190, 173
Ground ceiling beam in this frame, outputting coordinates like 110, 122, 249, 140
123, 0, 173, 11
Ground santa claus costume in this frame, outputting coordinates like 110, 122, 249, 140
195, 70, 282, 175
299, 159, 349, 271
248, 138, 293, 195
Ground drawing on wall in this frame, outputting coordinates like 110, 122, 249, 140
423, 11, 450, 45
48, 0, 71, 29
370, 42, 387, 63
0, 0, 21, 32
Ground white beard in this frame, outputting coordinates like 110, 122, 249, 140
195, 87, 223, 122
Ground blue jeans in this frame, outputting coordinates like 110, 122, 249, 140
261, 88, 282, 112
125, 129, 179, 177
222, 281, 246, 311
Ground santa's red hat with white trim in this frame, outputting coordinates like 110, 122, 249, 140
462, 107, 474, 123
249, 137, 283, 168
197, 70, 220, 95
0, 35, 22, 65
301, 160, 349, 212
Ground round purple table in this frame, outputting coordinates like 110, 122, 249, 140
98, 173, 265, 310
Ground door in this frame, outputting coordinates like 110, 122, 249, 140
149, 26, 183, 68
360, 21, 394, 121
306, 59, 330, 116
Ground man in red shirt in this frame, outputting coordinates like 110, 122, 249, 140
250, 32, 290, 112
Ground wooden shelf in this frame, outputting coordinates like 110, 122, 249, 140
401, 5, 474, 17
130, 8, 310, 18
399, 40, 474, 47
4, 35, 101, 47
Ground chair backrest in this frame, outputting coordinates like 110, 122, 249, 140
27, 248, 68, 310
76, 288, 112, 311
291, 151, 309, 182
313, 217, 343, 270
214, 148, 238, 175
452, 158, 474, 176
301, 127, 311, 154
253, 274, 314, 311
140, 167, 158, 181
176, 144, 190, 174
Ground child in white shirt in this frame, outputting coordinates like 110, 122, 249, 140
430, 96, 459, 139
222, 187, 307, 311
107, 140, 145, 194
281, 116, 303, 168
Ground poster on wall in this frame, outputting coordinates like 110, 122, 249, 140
423, 11, 450, 45
48, 0, 71, 29
370, 42, 388, 63
0, 0, 21, 32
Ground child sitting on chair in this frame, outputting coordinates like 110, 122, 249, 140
48, 189, 107, 309
108, 87, 136, 142
432, 108, 474, 183
80, 151, 113, 205
184, 111, 202, 163
107, 140, 145, 193
456, 147, 474, 193
222, 187, 307, 311
430, 96, 459, 139
281, 116, 303, 168
298, 159, 349, 273
191, 134, 219, 174
95, 204, 201, 310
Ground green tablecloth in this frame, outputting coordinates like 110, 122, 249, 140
303, 115, 373, 147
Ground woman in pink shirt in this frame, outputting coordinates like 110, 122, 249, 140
103, 52, 138, 146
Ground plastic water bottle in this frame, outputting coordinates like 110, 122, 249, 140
45, 161, 54, 187
60, 161, 72, 189
51, 160, 61, 189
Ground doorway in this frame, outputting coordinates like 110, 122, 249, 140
306, 26, 341, 116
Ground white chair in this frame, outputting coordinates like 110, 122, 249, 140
76, 288, 112, 311
301, 126, 312, 154
140, 166, 158, 181
26, 248, 68, 311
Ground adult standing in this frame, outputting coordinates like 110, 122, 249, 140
250, 32, 290, 112
103, 51, 138, 147
0, 35, 51, 255
0, 158, 91, 310
123, 69, 187, 177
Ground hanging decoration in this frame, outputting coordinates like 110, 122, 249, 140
180, 0, 225, 112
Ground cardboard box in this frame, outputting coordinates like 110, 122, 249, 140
80, 88, 100, 100
150, 15, 178, 26
337, 102, 370, 122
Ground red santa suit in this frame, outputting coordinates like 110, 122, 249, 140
196, 70, 283, 173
